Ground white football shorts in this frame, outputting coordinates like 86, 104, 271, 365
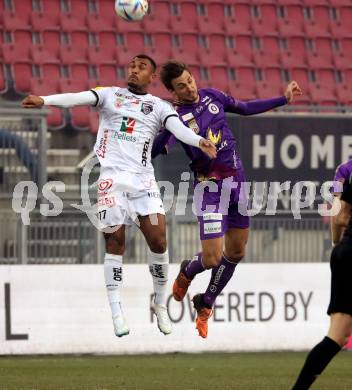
96, 167, 165, 230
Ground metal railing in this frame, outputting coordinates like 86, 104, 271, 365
0, 105, 48, 197
0, 209, 331, 265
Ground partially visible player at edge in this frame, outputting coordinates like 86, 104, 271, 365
292, 160, 352, 389
153, 60, 302, 338
21, 55, 216, 338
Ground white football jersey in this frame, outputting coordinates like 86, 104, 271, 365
92, 86, 178, 173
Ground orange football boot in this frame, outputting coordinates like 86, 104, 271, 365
192, 294, 213, 339
172, 260, 192, 301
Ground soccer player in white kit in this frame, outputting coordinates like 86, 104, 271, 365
22, 54, 216, 337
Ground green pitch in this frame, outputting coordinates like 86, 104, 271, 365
0, 352, 351, 390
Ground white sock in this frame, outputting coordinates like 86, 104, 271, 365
148, 250, 169, 306
104, 253, 123, 318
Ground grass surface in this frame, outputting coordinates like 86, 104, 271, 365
0, 352, 351, 390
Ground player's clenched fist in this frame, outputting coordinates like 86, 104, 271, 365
285, 81, 302, 103
199, 139, 217, 159
21, 95, 45, 108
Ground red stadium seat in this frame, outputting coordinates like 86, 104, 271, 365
143, 1, 170, 32
335, 86, 352, 106
32, 46, 59, 65
152, 33, 173, 63
231, 82, 256, 100
172, 33, 200, 65
88, 14, 115, 32
209, 66, 231, 93
71, 107, 90, 130
203, 34, 227, 65
30, 78, 59, 96
89, 110, 99, 134
227, 51, 254, 68
305, 52, 333, 69
47, 107, 65, 130
251, 4, 278, 35
88, 47, 116, 66
31, 11, 60, 30
12, 63, 32, 94
60, 14, 87, 31
196, 3, 225, 34
60, 46, 87, 65
125, 32, 146, 53
42, 63, 61, 82
2, 44, 31, 63
255, 81, 283, 99
231, 3, 251, 28
149, 82, 169, 100
309, 84, 337, 105
170, 2, 198, 33
42, 31, 61, 56
59, 79, 88, 93
115, 17, 144, 33
0, 64, 7, 93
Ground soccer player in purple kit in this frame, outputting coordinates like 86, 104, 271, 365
153, 60, 302, 338
292, 160, 352, 389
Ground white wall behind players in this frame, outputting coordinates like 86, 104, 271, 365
0, 264, 330, 354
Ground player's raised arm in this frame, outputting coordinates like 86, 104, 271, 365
21, 91, 98, 108
164, 115, 217, 159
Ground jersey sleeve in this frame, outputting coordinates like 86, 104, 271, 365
213, 89, 287, 115
90, 86, 113, 108
157, 99, 179, 127
332, 163, 348, 194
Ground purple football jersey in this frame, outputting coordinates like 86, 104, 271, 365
333, 159, 352, 193
166, 88, 287, 180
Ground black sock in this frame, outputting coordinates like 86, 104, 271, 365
292, 336, 341, 389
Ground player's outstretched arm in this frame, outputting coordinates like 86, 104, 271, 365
21, 91, 97, 108
164, 116, 217, 159
225, 80, 302, 116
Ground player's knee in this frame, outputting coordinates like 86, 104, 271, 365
227, 246, 246, 262
203, 251, 222, 268
104, 233, 125, 255
148, 236, 167, 254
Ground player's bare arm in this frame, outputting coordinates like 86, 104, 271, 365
284, 81, 302, 103
331, 196, 351, 245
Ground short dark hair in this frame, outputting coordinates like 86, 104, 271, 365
133, 54, 157, 72
160, 60, 190, 90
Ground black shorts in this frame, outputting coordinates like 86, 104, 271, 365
327, 238, 352, 316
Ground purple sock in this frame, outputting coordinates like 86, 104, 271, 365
183, 252, 205, 279
203, 255, 238, 308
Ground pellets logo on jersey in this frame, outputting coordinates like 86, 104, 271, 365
141, 102, 154, 115
120, 117, 136, 134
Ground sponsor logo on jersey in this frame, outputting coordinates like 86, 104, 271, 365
98, 178, 113, 192
182, 112, 194, 121
147, 191, 161, 198
207, 128, 221, 145
96, 129, 109, 158
141, 102, 154, 115
204, 221, 222, 234
188, 118, 200, 134
142, 139, 151, 166
113, 267, 122, 282
208, 103, 220, 114
120, 117, 136, 134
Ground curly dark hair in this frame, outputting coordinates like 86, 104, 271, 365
160, 60, 191, 90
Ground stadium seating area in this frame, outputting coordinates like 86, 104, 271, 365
0, 0, 351, 131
